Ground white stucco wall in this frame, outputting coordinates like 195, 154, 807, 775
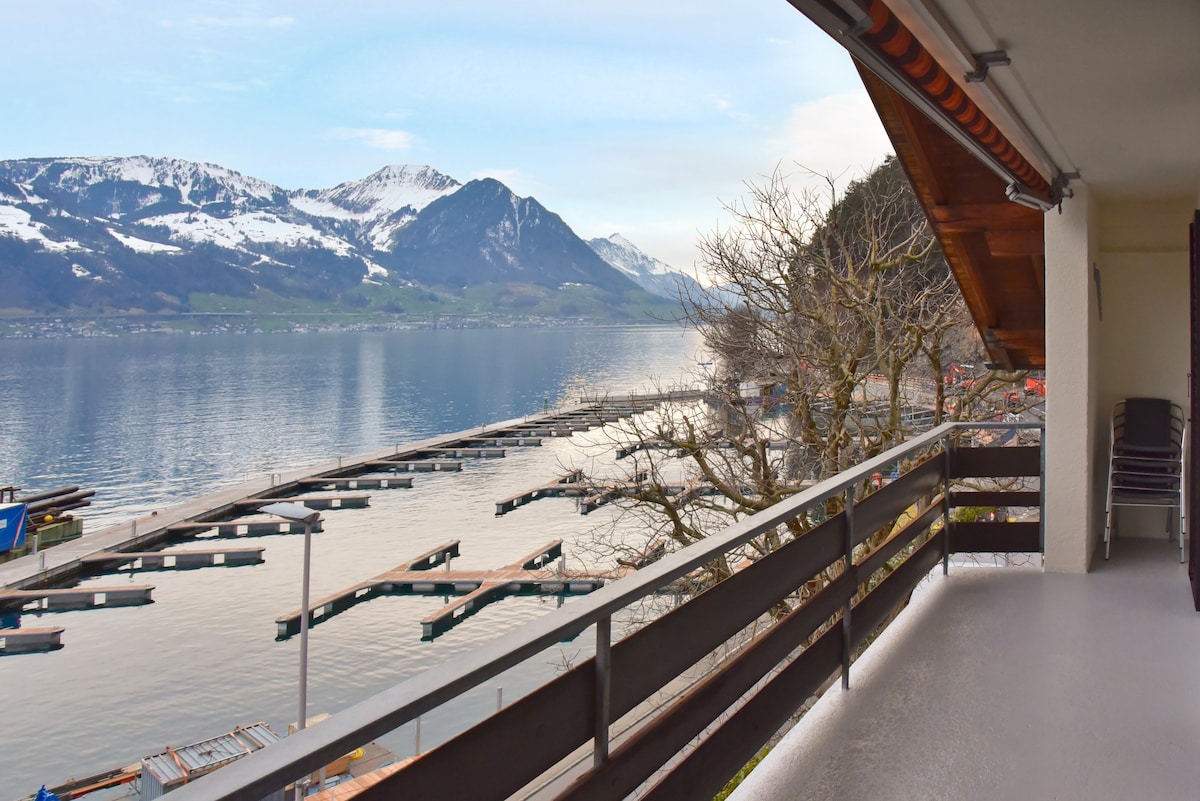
1043, 184, 1099, 572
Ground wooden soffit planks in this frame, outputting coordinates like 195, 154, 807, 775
856, 62, 1046, 369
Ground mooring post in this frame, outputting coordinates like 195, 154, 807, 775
415, 716, 422, 754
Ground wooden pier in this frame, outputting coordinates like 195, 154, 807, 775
459, 436, 543, 447
235, 494, 371, 511
0, 585, 154, 611
275, 540, 607, 640
579, 470, 648, 515
0, 626, 64, 654
166, 517, 326, 538
81, 547, 265, 572
495, 471, 586, 515
296, 476, 412, 490
413, 447, 507, 459
364, 460, 463, 472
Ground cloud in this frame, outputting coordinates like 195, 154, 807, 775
332, 128, 415, 150
767, 92, 894, 183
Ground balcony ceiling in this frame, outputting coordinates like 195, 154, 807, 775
894, 0, 1200, 200
805, 0, 1200, 369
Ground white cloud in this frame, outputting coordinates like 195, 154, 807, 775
332, 128, 415, 150
767, 92, 893, 185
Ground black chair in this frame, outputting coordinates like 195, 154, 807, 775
1103, 397, 1186, 561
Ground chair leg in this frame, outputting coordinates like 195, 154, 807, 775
1104, 493, 1115, 560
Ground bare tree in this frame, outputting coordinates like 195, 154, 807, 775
577, 158, 1015, 591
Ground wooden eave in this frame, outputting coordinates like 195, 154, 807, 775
857, 62, 1046, 370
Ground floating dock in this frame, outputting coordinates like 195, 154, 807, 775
0, 626, 64, 655
274, 540, 609, 640
495, 470, 586, 515
81, 547, 265, 572
0, 585, 154, 611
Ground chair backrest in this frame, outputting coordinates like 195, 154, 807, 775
1121, 397, 1174, 448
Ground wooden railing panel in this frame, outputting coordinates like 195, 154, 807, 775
852, 533, 945, 649
853, 457, 943, 545
358, 665, 596, 801
950, 445, 1041, 478
857, 499, 943, 579
557, 573, 854, 801
610, 517, 845, 717
951, 521, 1041, 553
637, 626, 844, 801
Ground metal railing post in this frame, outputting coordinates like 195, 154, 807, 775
594, 615, 612, 766
842, 484, 855, 691
942, 434, 953, 575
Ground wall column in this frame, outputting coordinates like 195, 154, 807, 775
1043, 183, 1099, 572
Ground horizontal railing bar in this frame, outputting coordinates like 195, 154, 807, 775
949, 490, 1042, 508
168, 421, 1042, 801
951, 521, 1043, 552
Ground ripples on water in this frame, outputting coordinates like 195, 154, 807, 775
0, 326, 706, 791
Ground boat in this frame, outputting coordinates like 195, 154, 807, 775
18, 721, 396, 801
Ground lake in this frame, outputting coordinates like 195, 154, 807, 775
0, 325, 706, 793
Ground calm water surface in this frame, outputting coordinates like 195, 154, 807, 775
0, 326, 705, 793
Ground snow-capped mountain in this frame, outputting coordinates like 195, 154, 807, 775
0, 156, 669, 317
291, 164, 461, 250
587, 233, 700, 299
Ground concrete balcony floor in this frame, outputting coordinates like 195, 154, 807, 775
729, 538, 1199, 801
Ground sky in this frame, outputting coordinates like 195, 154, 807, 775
0, 0, 893, 273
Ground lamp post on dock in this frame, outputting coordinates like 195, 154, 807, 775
261, 502, 322, 737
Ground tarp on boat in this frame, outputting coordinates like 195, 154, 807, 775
0, 503, 28, 553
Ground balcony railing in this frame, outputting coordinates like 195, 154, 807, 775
170, 421, 1043, 801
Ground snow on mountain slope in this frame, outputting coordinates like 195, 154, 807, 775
587, 233, 694, 299
141, 211, 355, 256
0, 204, 89, 252
2, 156, 283, 211
292, 165, 461, 250
107, 229, 183, 254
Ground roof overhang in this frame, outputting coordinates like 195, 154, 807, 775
784, 0, 1200, 368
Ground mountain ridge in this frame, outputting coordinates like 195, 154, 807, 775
0, 155, 689, 319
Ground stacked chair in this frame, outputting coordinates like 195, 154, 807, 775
1103, 397, 1187, 561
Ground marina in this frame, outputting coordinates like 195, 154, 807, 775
0, 325, 708, 793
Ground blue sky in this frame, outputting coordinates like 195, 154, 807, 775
1, 0, 892, 271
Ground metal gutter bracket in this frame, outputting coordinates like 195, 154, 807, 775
965, 50, 1011, 83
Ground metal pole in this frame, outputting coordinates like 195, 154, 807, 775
298, 520, 312, 733
942, 434, 953, 575
594, 616, 612, 766
841, 485, 855, 691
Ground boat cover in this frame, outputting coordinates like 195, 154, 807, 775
0, 503, 27, 553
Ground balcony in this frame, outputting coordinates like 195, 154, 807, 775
169, 419, 1182, 801
730, 535, 1196, 800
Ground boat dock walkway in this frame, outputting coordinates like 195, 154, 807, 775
275, 539, 613, 640
0, 391, 699, 652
